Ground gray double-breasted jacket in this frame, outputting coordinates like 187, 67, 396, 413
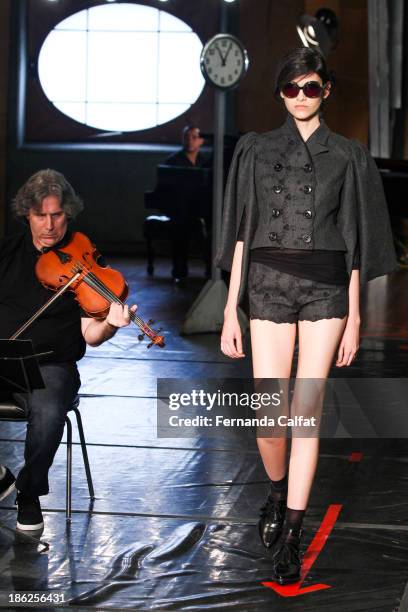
215, 113, 399, 305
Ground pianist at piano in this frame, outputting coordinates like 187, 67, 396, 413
144, 125, 213, 280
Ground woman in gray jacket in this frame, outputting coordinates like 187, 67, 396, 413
216, 47, 398, 585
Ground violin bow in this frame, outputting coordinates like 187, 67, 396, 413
10, 272, 81, 340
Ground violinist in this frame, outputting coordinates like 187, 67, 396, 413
0, 169, 137, 532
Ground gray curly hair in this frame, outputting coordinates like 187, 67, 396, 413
12, 169, 84, 220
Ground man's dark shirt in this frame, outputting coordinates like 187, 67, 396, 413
165, 150, 210, 168
0, 230, 86, 363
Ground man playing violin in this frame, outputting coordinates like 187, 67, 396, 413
0, 169, 136, 531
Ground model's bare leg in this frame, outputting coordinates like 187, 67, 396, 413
287, 316, 348, 510
250, 320, 297, 480
251, 319, 296, 552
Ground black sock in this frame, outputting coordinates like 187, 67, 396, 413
270, 474, 288, 491
269, 474, 288, 500
284, 507, 305, 532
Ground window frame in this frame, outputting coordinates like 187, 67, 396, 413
16, 0, 217, 150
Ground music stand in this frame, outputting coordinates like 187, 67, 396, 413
0, 340, 50, 550
0, 339, 46, 393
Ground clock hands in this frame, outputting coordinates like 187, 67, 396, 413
214, 43, 225, 66
223, 42, 233, 64
214, 42, 234, 67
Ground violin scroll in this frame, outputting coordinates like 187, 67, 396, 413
137, 319, 165, 348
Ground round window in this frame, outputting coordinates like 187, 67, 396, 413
38, 3, 205, 132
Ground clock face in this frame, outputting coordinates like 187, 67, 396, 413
200, 34, 249, 89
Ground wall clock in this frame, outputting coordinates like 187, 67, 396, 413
200, 34, 249, 90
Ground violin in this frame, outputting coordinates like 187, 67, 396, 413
11, 231, 165, 348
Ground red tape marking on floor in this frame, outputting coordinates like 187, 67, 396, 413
262, 503, 343, 597
349, 452, 363, 462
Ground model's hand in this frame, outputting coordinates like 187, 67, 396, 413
335, 318, 360, 367
105, 303, 137, 329
221, 310, 245, 358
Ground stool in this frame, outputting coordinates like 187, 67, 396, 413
143, 214, 211, 277
0, 396, 95, 521
143, 215, 172, 276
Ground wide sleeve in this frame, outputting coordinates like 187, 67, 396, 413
214, 132, 258, 272
236, 207, 247, 241
338, 141, 399, 284
353, 142, 398, 283
352, 238, 360, 269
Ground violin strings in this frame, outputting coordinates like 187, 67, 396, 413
71, 260, 155, 333
84, 271, 146, 328
72, 260, 123, 305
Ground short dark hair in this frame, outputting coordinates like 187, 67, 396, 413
182, 125, 201, 138
274, 47, 331, 100
12, 169, 83, 220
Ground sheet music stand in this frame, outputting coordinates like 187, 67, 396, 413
0, 340, 50, 548
0, 339, 46, 393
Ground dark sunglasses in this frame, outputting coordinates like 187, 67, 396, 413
281, 81, 325, 99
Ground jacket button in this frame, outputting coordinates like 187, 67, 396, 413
271, 208, 281, 217
303, 209, 313, 218
303, 185, 312, 194
269, 232, 278, 241
302, 234, 312, 243
273, 185, 283, 194
274, 162, 283, 172
303, 163, 313, 172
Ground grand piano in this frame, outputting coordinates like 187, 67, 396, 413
377, 159, 408, 266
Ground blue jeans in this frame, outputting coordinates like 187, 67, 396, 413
13, 362, 81, 497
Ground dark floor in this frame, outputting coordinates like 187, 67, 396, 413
1, 258, 408, 611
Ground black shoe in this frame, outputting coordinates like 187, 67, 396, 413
15, 493, 44, 531
272, 526, 302, 584
0, 467, 16, 501
258, 492, 287, 549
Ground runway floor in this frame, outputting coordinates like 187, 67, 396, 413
0, 257, 407, 611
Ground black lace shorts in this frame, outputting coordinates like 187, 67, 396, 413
248, 261, 349, 324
